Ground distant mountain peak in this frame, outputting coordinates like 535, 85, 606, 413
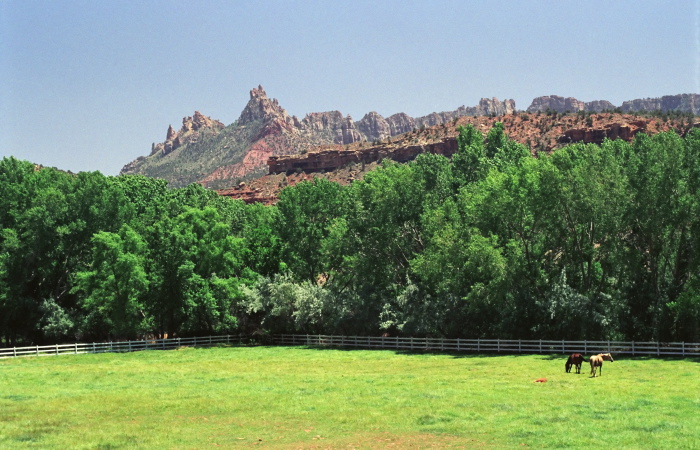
238, 84, 295, 127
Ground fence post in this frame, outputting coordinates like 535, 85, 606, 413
657, 341, 660, 356
128, 341, 132, 352
36, 345, 40, 356
477, 338, 480, 353
539, 339, 542, 353
518, 340, 521, 353
562, 340, 565, 353
56, 344, 59, 355
682, 342, 685, 357
584, 340, 587, 354
497, 339, 500, 353
74, 343, 78, 354
632, 341, 635, 356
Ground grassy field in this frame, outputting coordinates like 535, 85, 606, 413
1, 345, 699, 449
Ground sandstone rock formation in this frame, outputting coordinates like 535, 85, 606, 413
268, 139, 460, 175
220, 112, 692, 205
528, 94, 700, 115
558, 120, 648, 146
584, 100, 616, 112
123, 85, 698, 190
474, 97, 516, 116
150, 111, 225, 156
621, 94, 700, 115
300, 111, 362, 145
386, 113, 416, 136
414, 98, 516, 128
527, 95, 586, 113
357, 112, 392, 142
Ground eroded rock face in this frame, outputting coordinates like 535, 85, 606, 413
267, 138, 459, 175
528, 94, 700, 115
558, 120, 648, 145
302, 111, 346, 132
621, 94, 700, 114
300, 112, 362, 145
475, 98, 516, 116
386, 113, 416, 135
340, 115, 363, 144
414, 98, 516, 128
154, 111, 225, 156
357, 112, 391, 142
584, 100, 616, 112
527, 95, 586, 113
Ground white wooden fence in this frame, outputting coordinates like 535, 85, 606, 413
272, 334, 700, 357
1, 334, 699, 359
0, 335, 250, 359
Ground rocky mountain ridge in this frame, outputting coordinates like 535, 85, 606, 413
121, 87, 699, 188
220, 112, 698, 204
526, 94, 700, 114
121, 86, 517, 187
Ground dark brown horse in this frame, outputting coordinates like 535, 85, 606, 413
589, 353, 614, 377
565, 353, 587, 374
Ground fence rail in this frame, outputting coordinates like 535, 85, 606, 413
0, 335, 251, 359
2, 334, 699, 359
271, 335, 700, 357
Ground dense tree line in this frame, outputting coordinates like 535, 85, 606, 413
2, 125, 699, 345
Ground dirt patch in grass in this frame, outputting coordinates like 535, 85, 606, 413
284, 431, 491, 449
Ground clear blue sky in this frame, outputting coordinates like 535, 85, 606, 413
1, 0, 698, 176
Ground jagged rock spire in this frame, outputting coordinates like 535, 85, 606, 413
238, 84, 292, 126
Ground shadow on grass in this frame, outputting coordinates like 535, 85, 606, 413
283, 344, 555, 360
271, 345, 700, 364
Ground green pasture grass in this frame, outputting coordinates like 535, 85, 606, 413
1, 346, 699, 448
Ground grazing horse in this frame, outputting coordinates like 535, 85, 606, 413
565, 353, 587, 374
589, 353, 614, 377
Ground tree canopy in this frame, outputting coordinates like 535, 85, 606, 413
2, 125, 700, 345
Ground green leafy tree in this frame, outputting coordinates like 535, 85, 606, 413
147, 207, 251, 336
73, 225, 150, 340
275, 178, 348, 283
620, 131, 692, 339
452, 124, 486, 187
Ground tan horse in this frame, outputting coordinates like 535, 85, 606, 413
589, 353, 614, 377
